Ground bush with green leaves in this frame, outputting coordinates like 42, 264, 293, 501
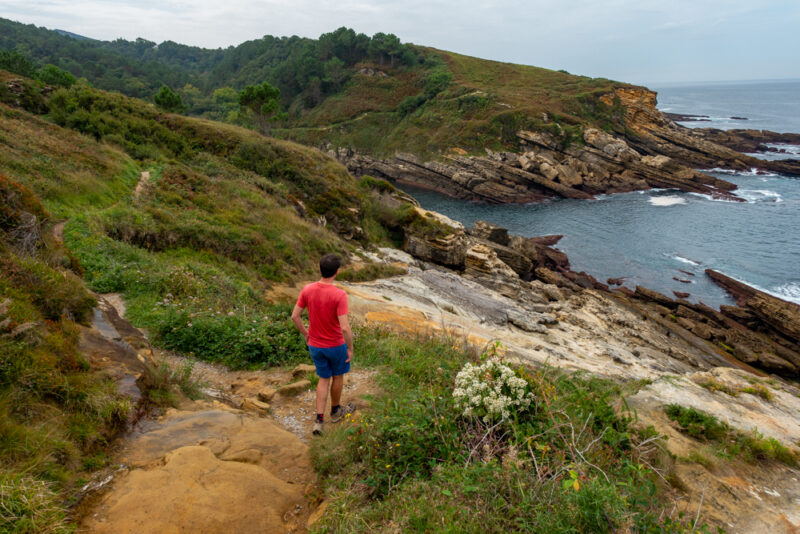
665, 404, 797, 466
153, 304, 307, 369
35, 64, 76, 88
153, 84, 184, 113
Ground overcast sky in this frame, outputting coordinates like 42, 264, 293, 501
2, 0, 799, 85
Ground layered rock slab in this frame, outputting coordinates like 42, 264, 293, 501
82, 406, 313, 533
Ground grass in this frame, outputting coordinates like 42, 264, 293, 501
698, 378, 774, 402
336, 263, 407, 282
740, 384, 772, 401
698, 379, 739, 397
310, 329, 708, 532
144, 360, 207, 407
278, 50, 634, 159
665, 404, 796, 466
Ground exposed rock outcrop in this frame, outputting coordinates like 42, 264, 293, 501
394, 212, 800, 379
336, 86, 800, 205
690, 128, 800, 157
601, 87, 800, 177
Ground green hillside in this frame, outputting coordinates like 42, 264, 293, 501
1, 18, 633, 158
0, 70, 435, 369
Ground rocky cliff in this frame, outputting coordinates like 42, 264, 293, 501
335, 87, 800, 204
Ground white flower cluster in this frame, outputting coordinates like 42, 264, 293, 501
452, 357, 533, 422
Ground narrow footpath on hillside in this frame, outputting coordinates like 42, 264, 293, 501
76, 294, 378, 533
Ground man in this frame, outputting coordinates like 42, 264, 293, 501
291, 254, 355, 435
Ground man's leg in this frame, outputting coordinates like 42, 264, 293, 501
330, 375, 343, 408
316, 376, 331, 417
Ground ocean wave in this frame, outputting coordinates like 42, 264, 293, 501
717, 273, 800, 305
671, 255, 701, 266
766, 143, 800, 155
736, 189, 783, 203
687, 189, 782, 203
703, 167, 779, 177
649, 195, 687, 206
686, 192, 739, 203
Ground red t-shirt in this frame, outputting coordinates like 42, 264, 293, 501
296, 282, 349, 348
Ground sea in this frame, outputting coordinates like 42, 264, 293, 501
398, 79, 800, 308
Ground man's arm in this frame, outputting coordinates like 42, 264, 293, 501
338, 314, 354, 362
291, 305, 309, 344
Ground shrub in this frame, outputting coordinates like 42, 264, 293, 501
35, 65, 76, 88
144, 360, 206, 407
153, 85, 185, 113
424, 70, 452, 98
398, 94, 427, 115
664, 404, 728, 441
153, 304, 307, 369
453, 356, 533, 422
665, 404, 797, 466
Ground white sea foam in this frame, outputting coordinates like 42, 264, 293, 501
770, 282, 800, 305
737, 189, 783, 203
717, 273, 800, 306
649, 195, 687, 206
703, 167, 779, 177
672, 255, 700, 266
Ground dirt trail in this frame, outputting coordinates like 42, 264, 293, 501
51, 221, 65, 245
79, 295, 378, 533
132, 170, 150, 200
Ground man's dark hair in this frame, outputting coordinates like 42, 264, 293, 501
320, 254, 341, 278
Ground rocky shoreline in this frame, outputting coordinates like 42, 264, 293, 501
335, 88, 800, 204
391, 213, 800, 379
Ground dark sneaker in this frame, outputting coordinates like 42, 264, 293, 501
330, 402, 355, 423
312, 421, 323, 435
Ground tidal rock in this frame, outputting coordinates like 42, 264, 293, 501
473, 237, 532, 277
673, 291, 690, 299
535, 267, 578, 290
634, 286, 677, 308
707, 269, 800, 344
470, 220, 510, 246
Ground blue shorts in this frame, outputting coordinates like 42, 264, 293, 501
308, 343, 350, 379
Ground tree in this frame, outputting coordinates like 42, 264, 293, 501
238, 82, 286, 132
36, 64, 77, 87
153, 84, 184, 113
212, 87, 239, 122
323, 57, 347, 90
0, 49, 36, 78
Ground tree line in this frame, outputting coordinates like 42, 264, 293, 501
0, 18, 428, 122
